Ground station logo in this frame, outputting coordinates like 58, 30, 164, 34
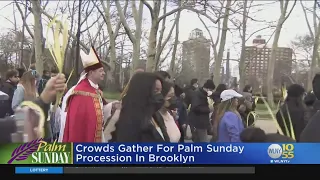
267, 144, 294, 164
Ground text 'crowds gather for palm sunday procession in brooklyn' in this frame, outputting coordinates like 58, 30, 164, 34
1, 0, 320, 147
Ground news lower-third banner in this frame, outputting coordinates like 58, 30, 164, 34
1, 139, 320, 164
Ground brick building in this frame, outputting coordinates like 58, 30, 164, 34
181, 28, 211, 85
244, 35, 293, 92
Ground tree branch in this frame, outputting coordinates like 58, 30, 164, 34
300, 0, 314, 39
115, 0, 135, 43
80, 14, 102, 33
15, 1, 34, 39
282, 0, 297, 25
245, 26, 274, 42
141, 0, 154, 19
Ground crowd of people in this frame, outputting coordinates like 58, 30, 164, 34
1, 46, 320, 144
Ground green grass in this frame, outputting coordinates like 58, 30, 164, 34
103, 91, 121, 100
255, 103, 279, 120
255, 103, 278, 111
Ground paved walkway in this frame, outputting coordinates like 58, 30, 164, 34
254, 119, 277, 133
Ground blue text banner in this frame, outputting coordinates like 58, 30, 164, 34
72, 143, 318, 164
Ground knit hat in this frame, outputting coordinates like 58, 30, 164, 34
203, 79, 215, 90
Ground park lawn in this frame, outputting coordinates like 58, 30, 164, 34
255, 103, 278, 120
255, 103, 278, 111
104, 91, 121, 100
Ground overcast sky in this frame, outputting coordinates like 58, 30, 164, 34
0, 1, 314, 76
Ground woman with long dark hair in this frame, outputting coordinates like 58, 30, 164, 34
111, 72, 170, 142
158, 81, 181, 142
276, 84, 306, 141
213, 89, 244, 142
210, 84, 227, 128
211, 84, 227, 103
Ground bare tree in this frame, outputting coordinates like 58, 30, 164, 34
115, 0, 144, 76
300, 0, 320, 90
154, 1, 179, 70
168, 1, 182, 77
94, 0, 127, 84
31, 0, 44, 75
143, 0, 236, 72
197, 0, 232, 84
15, 1, 35, 39
228, 1, 275, 89
291, 34, 313, 58
266, 0, 296, 106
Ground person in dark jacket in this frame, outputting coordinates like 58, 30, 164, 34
38, 70, 51, 95
276, 84, 306, 141
112, 72, 170, 142
303, 91, 317, 125
188, 79, 215, 142
300, 74, 320, 142
174, 84, 187, 142
183, 78, 198, 140
184, 78, 198, 107
0, 69, 19, 118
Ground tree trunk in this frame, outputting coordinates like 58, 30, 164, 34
102, 0, 117, 85
266, 10, 287, 106
115, 0, 142, 77
169, 5, 181, 77
239, 0, 248, 90
266, 0, 295, 107
131, 1, 143, 76
307, 23, 320, 90
146, 1, 161, 72
31, 0, 44, 75
213, 0, 231, 84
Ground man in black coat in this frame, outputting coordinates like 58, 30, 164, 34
188, 79, 215, 142
184, 78, 198, 107
300, 74, 320, 142
0, 69, 19, 118
276, 84, 305, 141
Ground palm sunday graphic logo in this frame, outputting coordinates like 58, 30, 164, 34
8, 138, 42, 164
7, 139, 72, 164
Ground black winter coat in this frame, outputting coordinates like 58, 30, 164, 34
188, 88, 211, 129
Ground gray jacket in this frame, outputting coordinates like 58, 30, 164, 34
12, 84, 25, 110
